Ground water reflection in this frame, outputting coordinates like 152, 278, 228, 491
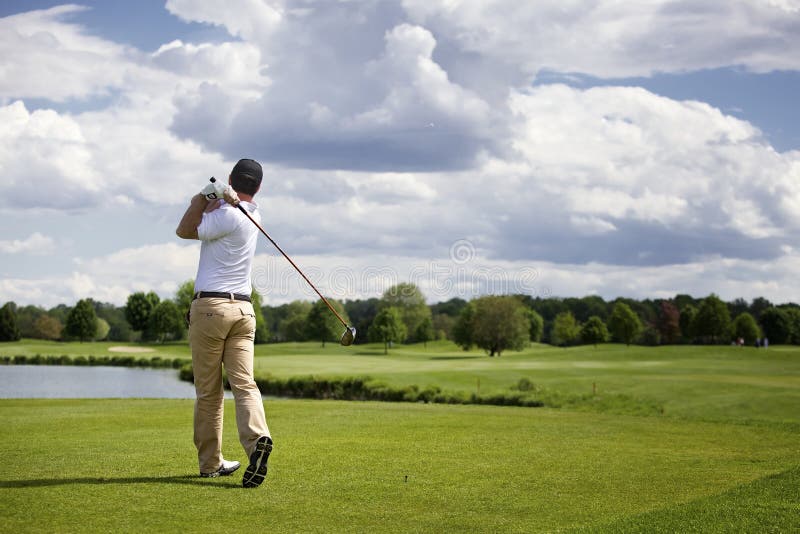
0, 366, 235, 399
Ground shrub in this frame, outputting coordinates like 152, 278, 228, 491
515, 377, 536, 392
3, 353, 190, 371
638, 326, 661, 346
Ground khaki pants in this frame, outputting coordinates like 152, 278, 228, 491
189, 297, 270, 473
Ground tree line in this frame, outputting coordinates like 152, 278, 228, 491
2, 284, 799, 355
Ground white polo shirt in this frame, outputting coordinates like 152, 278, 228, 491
194, 200, 260, 295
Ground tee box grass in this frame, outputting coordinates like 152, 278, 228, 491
1, 399, 798, 533
1, 341, 799, 532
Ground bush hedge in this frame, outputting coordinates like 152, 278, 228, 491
179, 365, 547, 408
0, 353, 188, 369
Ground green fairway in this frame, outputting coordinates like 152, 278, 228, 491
244, 341, 800, 426
0, 340, 800, 430
1, 398, 798, 533
2, 341, 799, 531
3, 340, 800, 425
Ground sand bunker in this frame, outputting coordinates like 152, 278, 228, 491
107, 346, 155, 354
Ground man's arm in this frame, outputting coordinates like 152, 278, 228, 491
176, 194, 211, 240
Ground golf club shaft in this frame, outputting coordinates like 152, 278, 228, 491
237, 204, 349, 328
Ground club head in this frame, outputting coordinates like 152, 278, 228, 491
340, 326, 356, 346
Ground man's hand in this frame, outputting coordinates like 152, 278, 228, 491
200, 179, 227, 200
201, 178, 240, 206
223, 187, 240, 206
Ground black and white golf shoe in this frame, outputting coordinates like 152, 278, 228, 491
200, 459, 241, 478
242, 436, 273, 488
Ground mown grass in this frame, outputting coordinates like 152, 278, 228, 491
4, 339, 800, 425
244, 341, 800, 426
585, 466, 800, 533
0, 339, 191, 358
1, 399, 798, 533
1, 341, 799, 531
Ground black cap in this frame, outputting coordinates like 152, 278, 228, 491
231, 158, 262, 181
229, 158, 263, 195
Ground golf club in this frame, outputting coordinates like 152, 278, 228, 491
208, 178, 356, 346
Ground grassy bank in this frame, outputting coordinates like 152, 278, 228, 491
1, 398, 798, 533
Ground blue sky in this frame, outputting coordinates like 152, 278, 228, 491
0, 0, 231, 50
1, 1, 800, 308
536, 68, 800, 152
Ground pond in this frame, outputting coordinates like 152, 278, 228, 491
0, 366, 236, 399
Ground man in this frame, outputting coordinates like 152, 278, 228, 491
176, 158, 272, 488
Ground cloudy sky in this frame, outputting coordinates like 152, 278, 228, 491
1, 0, 800, 308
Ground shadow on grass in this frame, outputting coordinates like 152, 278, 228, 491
428, 355, 482, 361
0, 475, 241, 490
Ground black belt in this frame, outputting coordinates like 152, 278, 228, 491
193, 291, 251, 302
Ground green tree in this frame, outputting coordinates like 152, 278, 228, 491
526, 308, 544, 342
639, 325, 661, 346
343, 298, 380, 345
15, 305, 46, 338
280, 315, 308, 341
469, 296, 530, 357
88, 301, 134, 342
277, 300, 312, 342
415, 315, 434, 347
732, 312, 761, 345
692, 294, 732, 344
381, 283, 431, 343
728, 298, 749, 319
749, 297, 773, 320
148, 300, 185, 342
613, 297, 656, 329
94, 317, 110, 341
34, 315, 62, 340
65, 299, 98, 342
369, 306, 407, 354
125, 291, 160, 332
306, 298, 348, 347
431, 313, 455, 341
607, 303, 642, 346
784, 308, 800, 345
0, 303, 21, 342
429, 297, 468, 318
175, 280, 195, 314
250, 291, 270, 344
580, 315, 609, 347
565, 295, 609, 322
48, 304, 70, 324
679, 304, 697, 342
453, 303, 475, 350
673, 294, 698, 312
551, 311, 580, 347
759, 307, 791, 344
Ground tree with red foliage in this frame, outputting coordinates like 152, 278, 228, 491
656, 300, 681, 344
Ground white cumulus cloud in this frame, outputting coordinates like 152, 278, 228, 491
0, 232, 55, 255
402, 0, 800, 78
1, 1, 800, 308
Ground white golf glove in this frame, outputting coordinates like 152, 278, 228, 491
201, 178, 239, 205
